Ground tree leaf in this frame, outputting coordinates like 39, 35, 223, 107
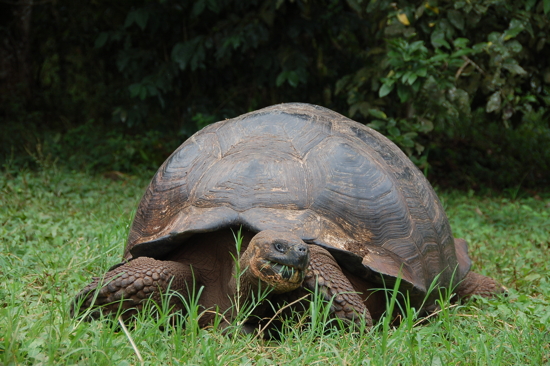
397, 12, 410, 26
403, 131, 418, 139
429, 53, 449, 62
406, 72, 418, 85
129, 83, 142, 98
502, 62, 527, 75
415, 4, 426, 20
431, 30, 451, 49
335, 75, 351, 95
453, 38, 470, 48
146, 84, 158, 97
418, 118, 434, 133
192, 0, 206, 17
545, 0, 550, 14
397, 84, 412, 102
379, 83, 394, 97
368, 109, 388, 120
190, 43, 206, 71
367, 120, 386, 130
276, 71, 288, 87
506, 40, 523, 54
504, 19, 525, 40
409, 41, 425, 53
133, 9, 149, 30
125, 9, 149, 30
447, 10, 465, 30
414, 142, 425, 155
486, 91, 502, 112
287, 71, 299, 87
95, 32, 109, 48
451, 49, 473, 57
425, 3, 439, 14
416, 67, 427, 77
388, 126, 401, 137
123, 11, 135, 29
472, 42, 489, 53
401, 136, 415, 147
139, 85, 147, 100
171, 43, 186, 69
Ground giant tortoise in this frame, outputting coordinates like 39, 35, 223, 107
73, 103, 503, 328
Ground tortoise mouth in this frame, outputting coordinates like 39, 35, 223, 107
257, 259, 305, 287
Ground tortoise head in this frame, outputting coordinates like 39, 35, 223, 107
244, 230, 309, 293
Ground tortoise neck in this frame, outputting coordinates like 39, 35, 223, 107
227, 250, 273, 311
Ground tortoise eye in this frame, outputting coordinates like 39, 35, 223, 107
274, 242, 285, 252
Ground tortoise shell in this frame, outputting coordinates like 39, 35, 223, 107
125, 103, 470, 303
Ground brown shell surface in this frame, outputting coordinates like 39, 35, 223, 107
126, 103, 465, 296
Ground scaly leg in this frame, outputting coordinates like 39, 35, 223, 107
72, 257, 193, 319
303, 245, 373, 326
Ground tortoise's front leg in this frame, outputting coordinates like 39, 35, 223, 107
72, 257, 194, 319
303, 245, 373, 327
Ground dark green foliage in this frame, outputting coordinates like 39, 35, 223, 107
1, 0, 549, 188
336, 0, 550, 187
100, 0, 366, 126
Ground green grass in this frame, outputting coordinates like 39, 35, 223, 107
1, 168, 549, 365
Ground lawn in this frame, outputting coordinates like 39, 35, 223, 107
1, 168, 549, 365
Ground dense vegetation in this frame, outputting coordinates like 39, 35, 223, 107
1, 169, 549, 364
1, 0, 550, 188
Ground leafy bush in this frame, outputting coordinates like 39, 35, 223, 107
94, 0, 367, 128
336, 0, 550, 187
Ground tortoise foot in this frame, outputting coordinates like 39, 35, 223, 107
72, 257, 192, 319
